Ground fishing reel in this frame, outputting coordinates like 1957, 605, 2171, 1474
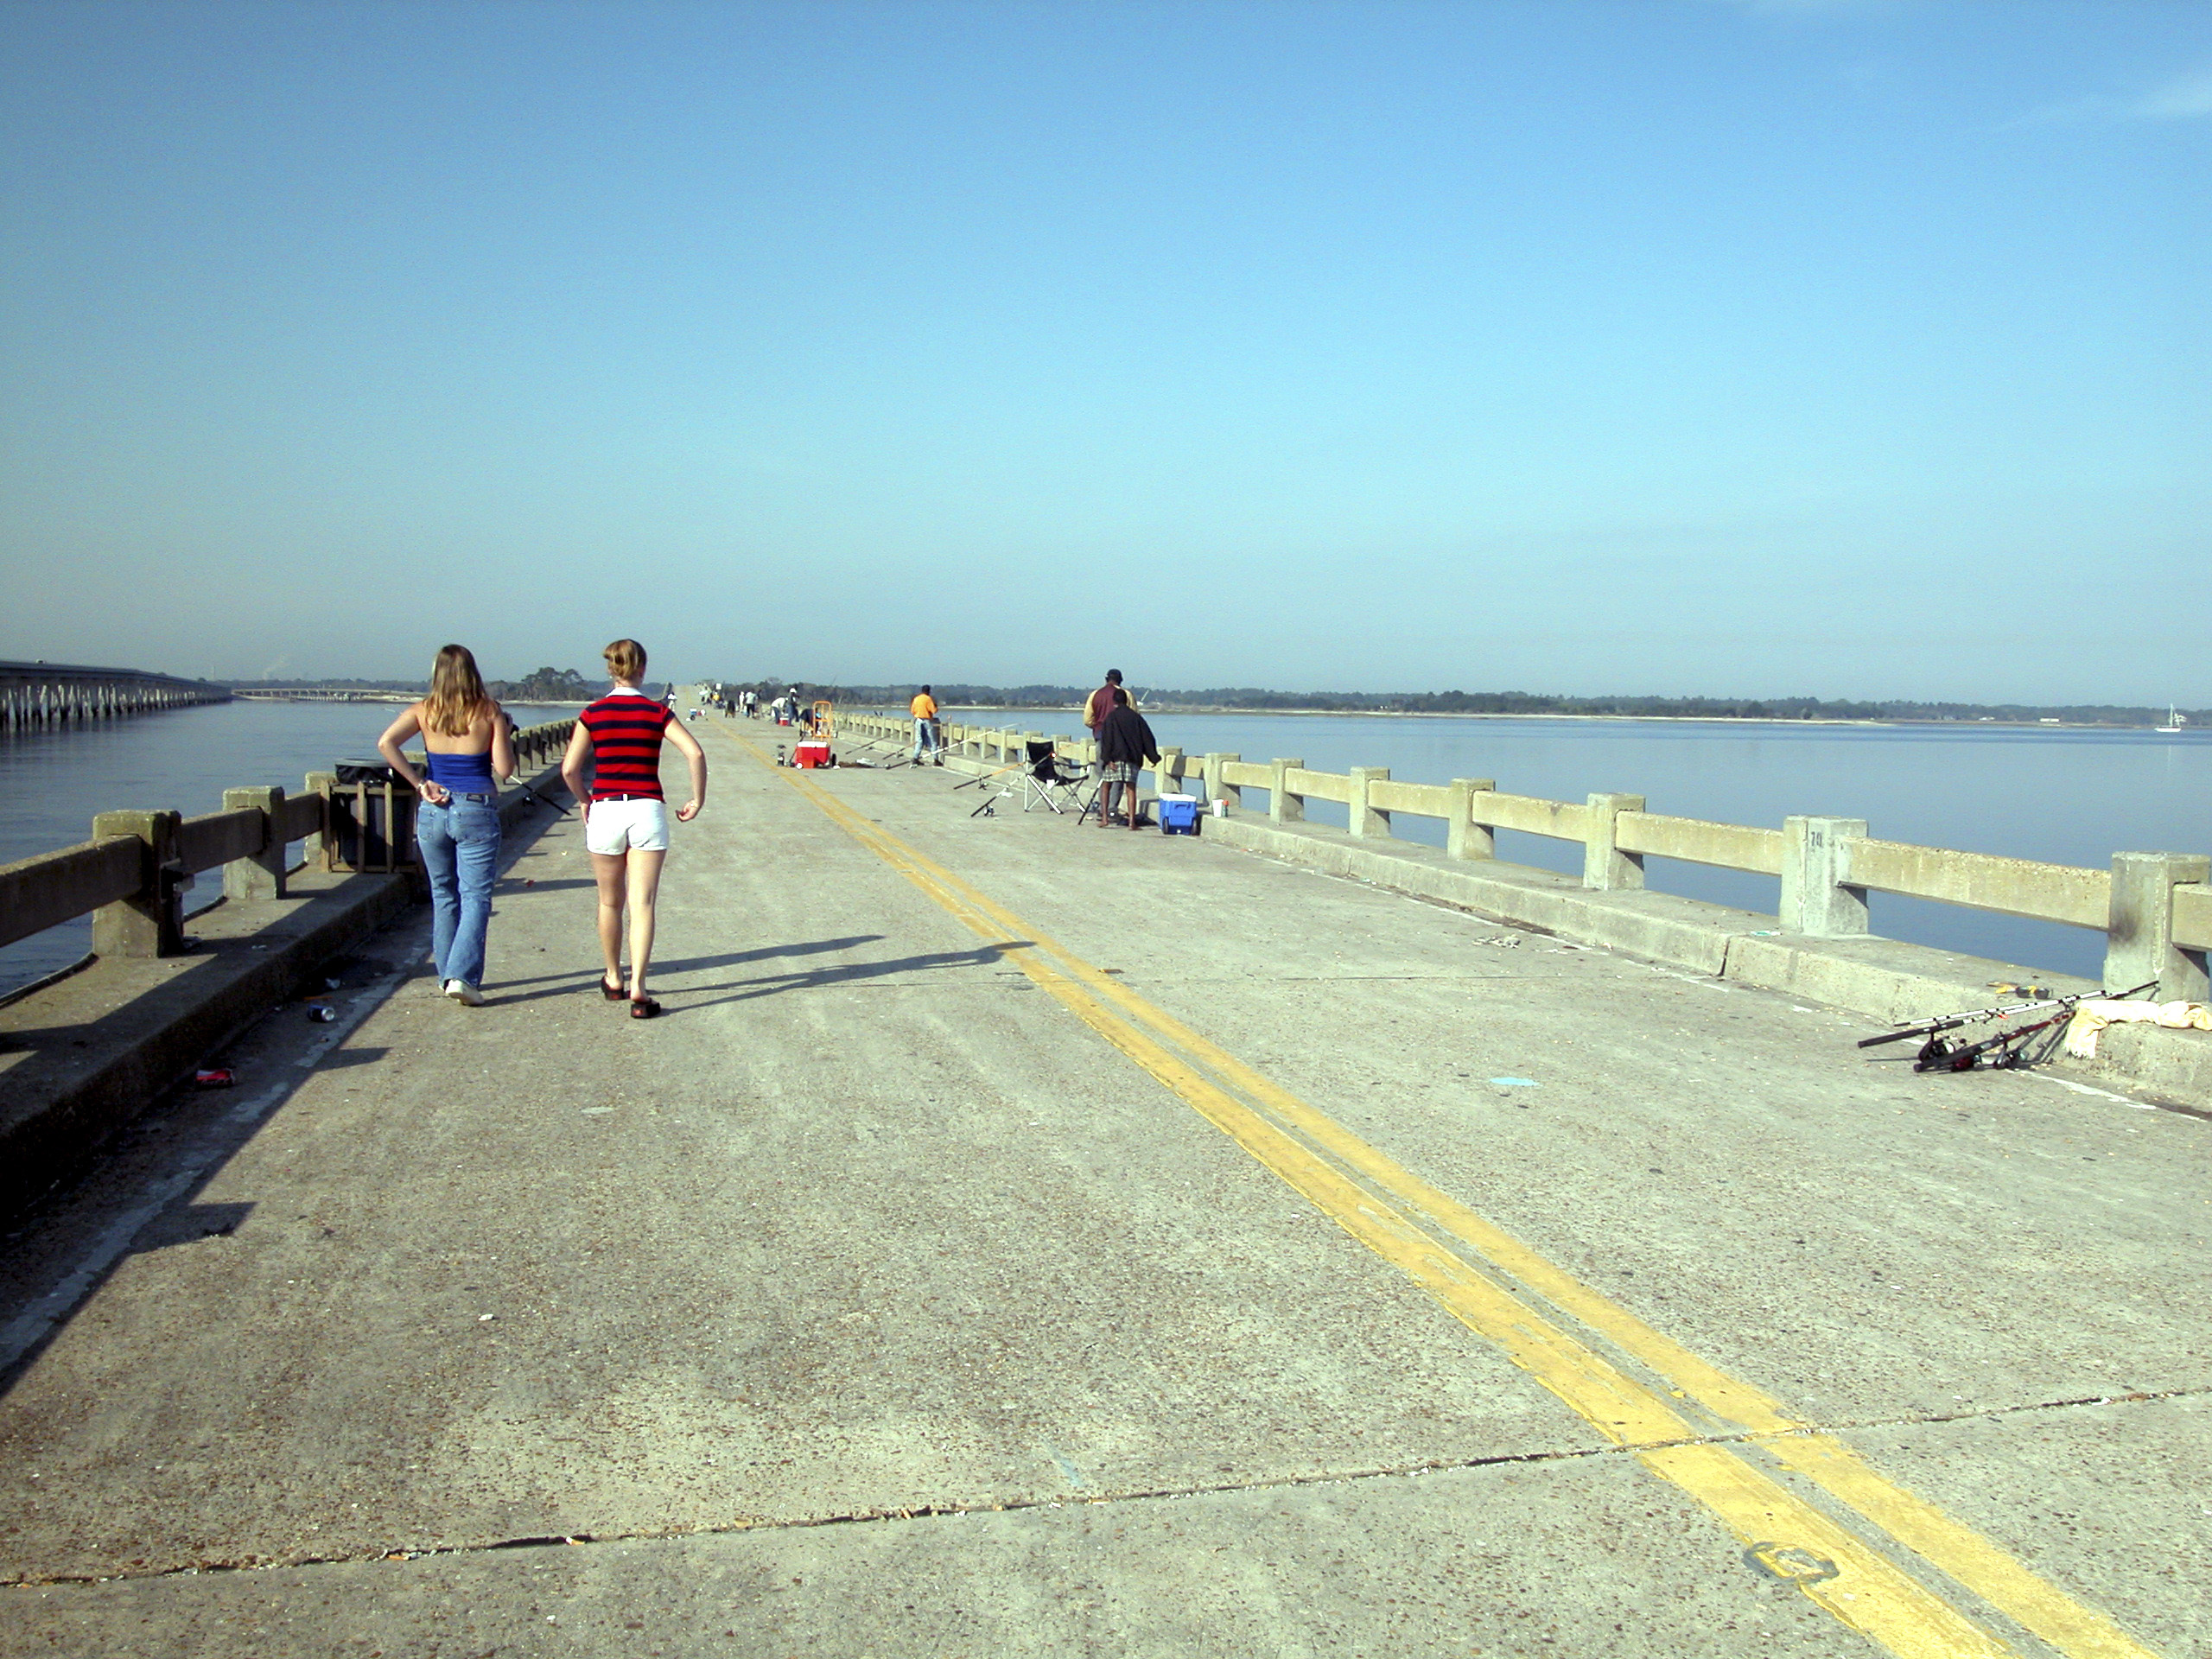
1914, 1027, 2038, 1073
1913, 1036, 1979, 1073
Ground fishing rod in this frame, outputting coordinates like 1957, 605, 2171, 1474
505, 777, 569, 818
1859, 979, 2157, 1074
952, 758, 1029, 789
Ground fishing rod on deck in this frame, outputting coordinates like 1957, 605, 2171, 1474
1858, 980, 2158, 1073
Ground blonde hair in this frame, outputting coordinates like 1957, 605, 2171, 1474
604, 638, 646, 682
423, 644, 491, 736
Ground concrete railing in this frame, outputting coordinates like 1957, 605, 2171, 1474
0, 718, 575, 963
838, 710, 2210, 998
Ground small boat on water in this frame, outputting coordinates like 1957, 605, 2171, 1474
2156, 704, 2186, 734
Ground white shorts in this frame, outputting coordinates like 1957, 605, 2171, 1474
586, 798, 671, 855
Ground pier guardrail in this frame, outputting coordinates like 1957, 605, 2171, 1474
837, 710, 2210, 1000
0, 720, 575, 963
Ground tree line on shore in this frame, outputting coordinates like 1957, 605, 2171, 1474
715, 680, 2200, 727
217, 671, 2196, 726
220, 667, 607, 702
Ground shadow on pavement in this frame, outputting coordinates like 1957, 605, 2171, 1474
661, 942, 1029, 1013
480, 936, 889, 1006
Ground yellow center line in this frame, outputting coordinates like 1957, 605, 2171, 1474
727, 729, 2159, 1659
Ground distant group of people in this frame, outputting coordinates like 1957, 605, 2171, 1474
376, 637, 707, 1020
373, 652, 1164, 1015
899, 669, 1156, 820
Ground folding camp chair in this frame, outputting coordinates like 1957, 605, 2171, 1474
1020, 741, 1095, 816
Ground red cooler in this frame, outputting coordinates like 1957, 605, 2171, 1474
795, 741, 832, 769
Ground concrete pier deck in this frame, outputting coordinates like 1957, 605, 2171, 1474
3, 722, 2207, 1657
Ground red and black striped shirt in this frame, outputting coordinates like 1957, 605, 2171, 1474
580, 691, 675, 801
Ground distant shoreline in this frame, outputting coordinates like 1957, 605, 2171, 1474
924, 705, 2190, 732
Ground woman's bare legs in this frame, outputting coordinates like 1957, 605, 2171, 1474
591, 852, 628, 992
624, 848, 667, 998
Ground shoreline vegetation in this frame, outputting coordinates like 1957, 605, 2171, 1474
213, 676, 2200, 729
711, 681, 2202, 730
223, 667, 599, 704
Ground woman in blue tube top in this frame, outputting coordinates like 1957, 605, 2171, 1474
378, 645, 516, 1006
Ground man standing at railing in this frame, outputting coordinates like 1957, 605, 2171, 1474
910, 684, 943, 766
1084, 669, 1123, 748
1095, 685, 1160, 830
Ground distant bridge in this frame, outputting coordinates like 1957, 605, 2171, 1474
232, 688, 416, 704
0, 659, 231, 729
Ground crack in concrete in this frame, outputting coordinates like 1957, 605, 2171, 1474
11, 1382, 2202, 1590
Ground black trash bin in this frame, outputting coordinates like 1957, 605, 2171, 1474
327, 759, 420, 872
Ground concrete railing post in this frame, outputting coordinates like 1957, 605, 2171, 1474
91, 809, 186, 958
1205, 753, 1241, 811
2107, 852, 2211, 1000
1268, 759, 1305, 823
304, 772, 336, 870
1780, 816, 1870, 937
1349, 766, 1390, 839
1447, 779, 1497, 860
1156, 747, 1185, 797
222, 786, 287, 902
1582, 794, 1646, 890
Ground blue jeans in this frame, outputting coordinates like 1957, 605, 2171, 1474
416, 796, 501, 990
912, 718, 940, 761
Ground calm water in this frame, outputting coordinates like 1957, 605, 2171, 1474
1122, 711, 2211, 981
5, 703, 2208, 994
0, 700, 582, 995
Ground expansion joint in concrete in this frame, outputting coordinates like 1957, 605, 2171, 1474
14, 1384, 2200, 1591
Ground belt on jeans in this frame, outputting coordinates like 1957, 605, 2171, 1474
432, 791, 493, 803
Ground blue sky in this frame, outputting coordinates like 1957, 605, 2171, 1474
1, 1, 2204, 699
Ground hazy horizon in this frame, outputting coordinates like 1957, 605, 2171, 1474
3, 2, 2204, 702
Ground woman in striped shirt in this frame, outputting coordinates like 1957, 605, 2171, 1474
560, 638, 708, 1019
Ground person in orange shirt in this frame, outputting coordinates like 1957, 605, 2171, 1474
909, 684, 943, 766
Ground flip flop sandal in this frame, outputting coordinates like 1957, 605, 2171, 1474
601, 976, 627, 1001
629, 996, 662, 1020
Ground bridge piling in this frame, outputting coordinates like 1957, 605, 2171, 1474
1, 659, 229, 728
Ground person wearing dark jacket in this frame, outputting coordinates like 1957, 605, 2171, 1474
1094, 687, 1159, 829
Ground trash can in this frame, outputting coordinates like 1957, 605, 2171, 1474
327, 760, 420, 871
